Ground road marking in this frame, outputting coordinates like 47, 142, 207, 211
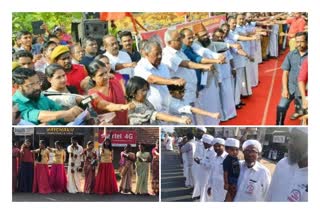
261, 60, 279, 125
264, 66, 281, 73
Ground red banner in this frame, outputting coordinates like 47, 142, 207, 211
140, 14, 226, 44
98, 130, 136, 145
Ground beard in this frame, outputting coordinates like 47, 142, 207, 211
288, 144, 308, 165
199, 38, 211, 48
23, 89, 41, 101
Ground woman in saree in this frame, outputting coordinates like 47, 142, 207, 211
135, 144, 151, 195
151, 142, 159, 195
87, 60, 134, 125
82, 141, 98, 194
48, 141, 67, 193
119, 144, 136, 194
94, 138, 118, 194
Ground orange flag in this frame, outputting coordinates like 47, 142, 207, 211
100, 12, 133, 21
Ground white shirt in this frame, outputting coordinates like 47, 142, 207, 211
162, 46, 198, 104
104, 50, 133, 77
181, 140, 194, 167
234, 160, 271, 202
227, 30, 247, 69
166, 136, 174, 151
208, 151, 228, 201
67, 144, 84, 167
266, 157, 308, 202
168, 96, 192, 120
134, 57, 171, 112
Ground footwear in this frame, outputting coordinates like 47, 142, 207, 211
290, 112, 303, 120
239, 101, 246, 106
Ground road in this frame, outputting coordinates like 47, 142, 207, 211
12, 192, 158, 202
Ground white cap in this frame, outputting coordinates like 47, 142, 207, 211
225, 138, 240, 148
213, 138, 225, 145
289, 127, 308, 134
242, 139, 262, 153
196, 127, 207, 133
201, 134, 214, 145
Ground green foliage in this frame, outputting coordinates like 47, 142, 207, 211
12, 12, 82, 37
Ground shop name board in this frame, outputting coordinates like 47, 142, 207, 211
98, 130, 136, 145
273, 135, 286, 143
46, 128, 75, 135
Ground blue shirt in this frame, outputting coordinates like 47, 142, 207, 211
13, 90, 64, 125
223, 154, 240, 184
181, 44, 204, 91
281, 49, 308, 95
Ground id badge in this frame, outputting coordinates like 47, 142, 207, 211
245, 180, 256, 195
287, 184, 308, 202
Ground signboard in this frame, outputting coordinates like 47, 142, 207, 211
14, 128, 34, 136
273, 135, 286, 144
35, 127, 90, 135
140, 15, 226, 44
98, 130, 136, 147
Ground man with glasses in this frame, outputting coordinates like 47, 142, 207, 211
51, 45, 88, 95
233, 139, 271, 201
12, 67, 83, 125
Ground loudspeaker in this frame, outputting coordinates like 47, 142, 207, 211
78, 19, 108, 48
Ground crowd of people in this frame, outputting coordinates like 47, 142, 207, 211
12, 136, 159, 196
170, 127, 307, 202
12, 12, 308, 125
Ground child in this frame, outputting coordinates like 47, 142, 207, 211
126, 76, 192, 125
167, 77, 220, 124
222, 138, 240, 202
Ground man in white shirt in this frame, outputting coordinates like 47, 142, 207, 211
103, 35, 136, 80
194, 133, 215, 202
162, 29, 215, 106
134, 40, 185, 113
234, 139, 271, 202
67, 136, 84, 193
180, 132, 196, 188
191, 127, 207, 200
266, 127, 308, 202
207, 138, 228, 201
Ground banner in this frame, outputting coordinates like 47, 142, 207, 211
140, 14, 226, 44
98, 130, 136, 146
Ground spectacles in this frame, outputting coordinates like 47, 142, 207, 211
23, 81, 42, 89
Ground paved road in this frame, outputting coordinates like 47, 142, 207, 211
161, 145, 193, 202
12, 192, 158, 202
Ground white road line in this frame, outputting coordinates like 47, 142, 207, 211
261, 60, 279, 125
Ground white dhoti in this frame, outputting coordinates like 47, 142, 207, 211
67, 167, 83, 193
195, 73, 221, 125
241, 65, 253, 96
220, 77, 237, 121
234, 67, 244, 105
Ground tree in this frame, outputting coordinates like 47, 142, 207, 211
12, 12, 82, 37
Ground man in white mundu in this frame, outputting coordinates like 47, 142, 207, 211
180, 133, 196, 188
191, 127, 206, 200
234, 140, 271, 201
67, 136, 84, 193
194, 134, 216, 202
207, 138, 228, 202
